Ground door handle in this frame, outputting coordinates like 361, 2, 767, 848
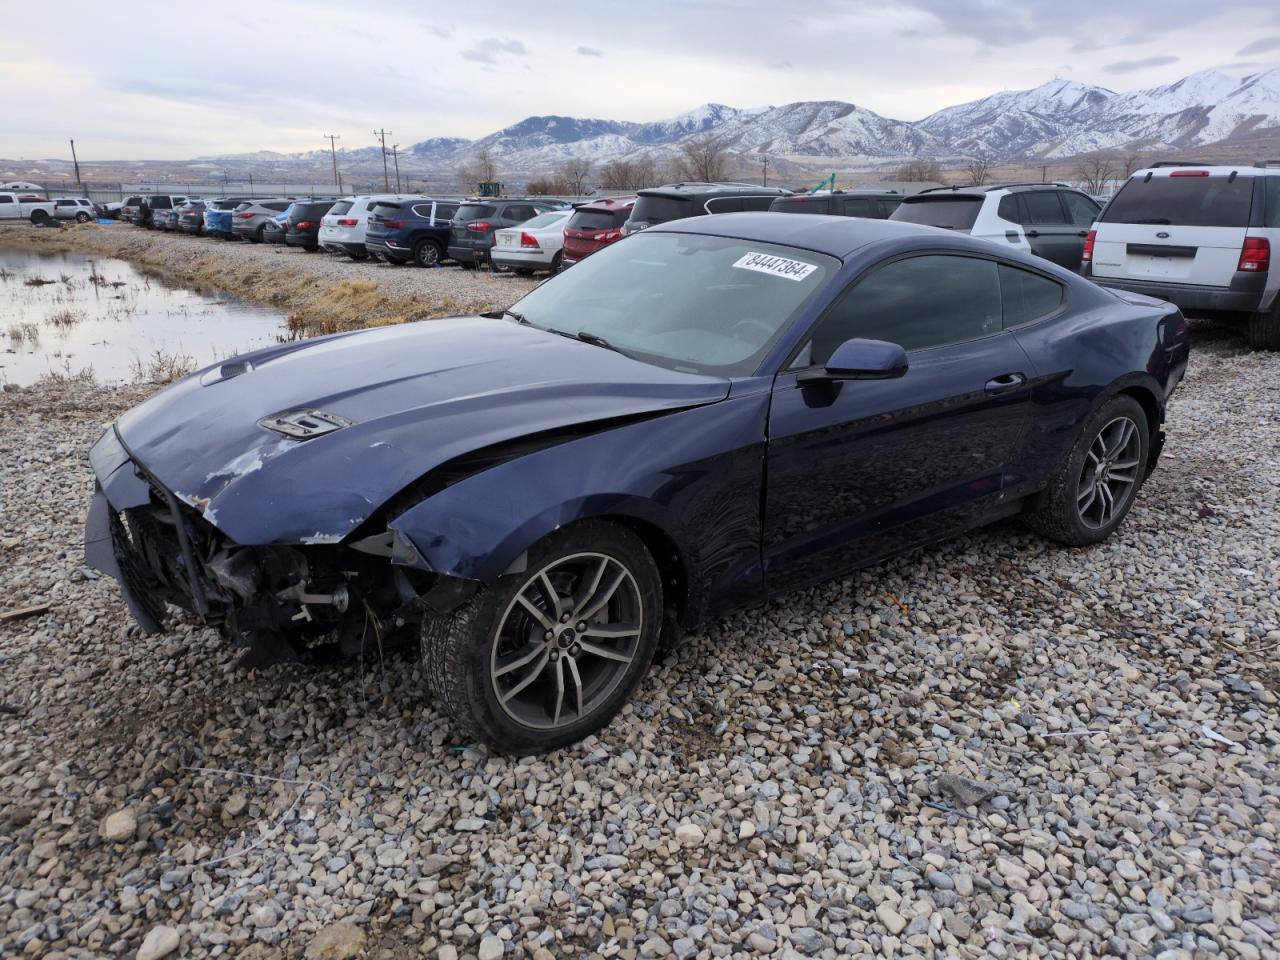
1025, 230, 1041, 238
1077, 230, 1088, 237
985, 373, 1026, 394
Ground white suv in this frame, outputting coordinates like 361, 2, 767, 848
52, 198, 99, 222
1083, 164, 1280, 350
319, 194, 425, 259
890, 183, 1101, 271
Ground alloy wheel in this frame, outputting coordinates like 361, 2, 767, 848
1076, 415, 1142, 529
489, 552, 643, 730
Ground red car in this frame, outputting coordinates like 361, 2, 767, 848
561, 196, 636, 267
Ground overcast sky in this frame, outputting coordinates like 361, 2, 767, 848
2, 0, 1275, 160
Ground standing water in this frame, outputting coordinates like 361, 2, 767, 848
0, 248, 290, 387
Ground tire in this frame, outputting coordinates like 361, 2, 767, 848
514, 268, 535, 277
253, 225, 265, 244
75, 212, 91, 223
550, 251, 563, 274
457, 261, 477, 270
422, 519, 662, 754
29, 210, 49, 224
1246, 300, 1280, 351
1025, 394, 1149, 546
413, 239, 442, 268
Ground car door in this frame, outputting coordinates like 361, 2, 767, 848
1017, 191, 1081, 268
764, 253, 1036, 592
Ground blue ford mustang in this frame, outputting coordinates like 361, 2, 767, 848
86, 214, 1190, 752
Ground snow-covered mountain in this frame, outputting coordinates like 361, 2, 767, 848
187, 69, 1279, 180
921, 69, 1280, 160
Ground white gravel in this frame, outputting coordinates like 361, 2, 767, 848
0, 319, 1277, 959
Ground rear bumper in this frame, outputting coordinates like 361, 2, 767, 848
366, 237, 409, 261
285, 231, 318, 248
322, 241, 367, 256
448, 243, 492, 263
491, 250, 555, 270
1084, 267, 1270, 313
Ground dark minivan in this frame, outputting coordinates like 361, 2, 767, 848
365, 198, 460, 266
447, 198, 566, 267
769, 190, 902, 219
622, 182, 793, 235
284, 200, 339, 251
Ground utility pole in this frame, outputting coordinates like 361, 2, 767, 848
323, 133, 341, 186
69, 139, 83, 194
1041, 164, 1048, 183
248, 172, 254, 195
391, 144, 402, 192
760, 154, 770, 187
373, 129, 392, 191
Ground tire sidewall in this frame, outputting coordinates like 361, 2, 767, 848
1059, 394, 1150, 542
414, 240, 440, 267
452, 521, 662, 752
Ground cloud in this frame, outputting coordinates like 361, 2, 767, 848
460, 37, 528, 65
576, 45, 603, 56
1105, 55, 1180, 74
423, 23, 452, 39
771, 60, 794, 70
1237, 36, 1280, 56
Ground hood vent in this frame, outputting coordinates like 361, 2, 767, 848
259, 409, 354, 440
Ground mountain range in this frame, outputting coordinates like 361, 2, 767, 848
15, 68, 1270, 185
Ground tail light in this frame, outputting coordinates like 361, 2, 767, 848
1238, 237, 1270, 273
520, 232, 540, 248
593, 230, 621, 242
336, 218, 358, 227
235, 212, 254, 219
1169, 170, 1209, 177
382, 219, 406, 229
1082, 229, 1096, 263
295, 220, 315, 230
466, 221, 492, 233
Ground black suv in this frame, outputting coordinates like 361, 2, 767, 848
623, 182, 793, 235
365, 198, 460, 266
769, 190, 902, 219
890, 182, 1101, 271
284, 200, 340, 251
448, 198, 570, 267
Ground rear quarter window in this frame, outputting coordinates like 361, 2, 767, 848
891, 196, 983, 230
328, 201, 353, 216
1102, 176, 1255, 228
705, 197, 745, 214
999, 265, 1064, 326
1264, 177, 1280, 228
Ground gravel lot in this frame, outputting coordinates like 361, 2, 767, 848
1, 310, 1278, 959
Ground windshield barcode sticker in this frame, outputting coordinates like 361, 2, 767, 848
732, 252, 818, 281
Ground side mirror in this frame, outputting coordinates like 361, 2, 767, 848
797, 338, 908, 383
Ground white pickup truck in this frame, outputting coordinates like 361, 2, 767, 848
0, 192, 57, 223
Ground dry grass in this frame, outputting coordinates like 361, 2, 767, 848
7, 322, 40, 343
46, 307, 86, 328
130, 348, 196, 385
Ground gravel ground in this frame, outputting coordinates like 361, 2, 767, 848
1, 319, 1278, 960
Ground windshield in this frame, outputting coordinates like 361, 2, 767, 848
890, 195, 982, 230
1101, 176, 1254, 227
508, 232, 836, 376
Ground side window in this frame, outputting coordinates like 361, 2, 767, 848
1061, 192, 1101, 226
504, 204, 534, 222
841, 198, 873, 217
997, 195, 1019, 223
57, 199, 73, 206
0, 195, 13, 203
806, 255, 1003, 363
436, 203, 458, 219
877, 199, 902, 218
1020, 191, 1067, 225
999, 265, 1064, 327
411, 204, 432, 218
741, 195, 775, 212
706, 197, 745, 214
1263, 178, 1280, 228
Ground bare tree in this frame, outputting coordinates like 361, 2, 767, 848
963, 152, 994, 186
599, 155, 659, 190
557, 157, 593, 196
456, 147, 498, 191
892, 159, 942, 182
1119, 151, 1143, 179
1074, 154, 1116, 195
675, 134, 729, 183
525, 174, 570, 195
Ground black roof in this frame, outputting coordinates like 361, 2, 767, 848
638, 182, 792, 199
916, 181, 1072, 197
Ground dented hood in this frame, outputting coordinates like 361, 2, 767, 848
115, 316, 728, 544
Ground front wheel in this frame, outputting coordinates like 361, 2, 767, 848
1247, 300, 1280, 351
422, 520, 662, 754
1025, 394, 1149, 546
75, 212, 91, 223
413, 239, 441, 267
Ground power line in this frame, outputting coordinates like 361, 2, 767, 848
323, 134, 341, 186
373, 129, 392, 191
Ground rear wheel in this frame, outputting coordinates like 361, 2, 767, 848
1247, 300, 1280, 351
422, 520, 662, 754
1025, 394, 1149, 546
413, 239, 442, 267
75, 211, 91, 223
550, 250, 563, 274
252, 225, 265, 243
30, 210, 49, 224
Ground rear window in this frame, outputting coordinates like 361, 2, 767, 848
297, 201, 335, 216
455, 203, 495, 221
770, 197, 829, 214
234, 202, 252, 212
1102, 176, 1254, 228
568, 209, 625, 230
630, 194, 693, 225
328, 201, 353, 216
891, 195, 982, 230
150, 197, 172, 209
